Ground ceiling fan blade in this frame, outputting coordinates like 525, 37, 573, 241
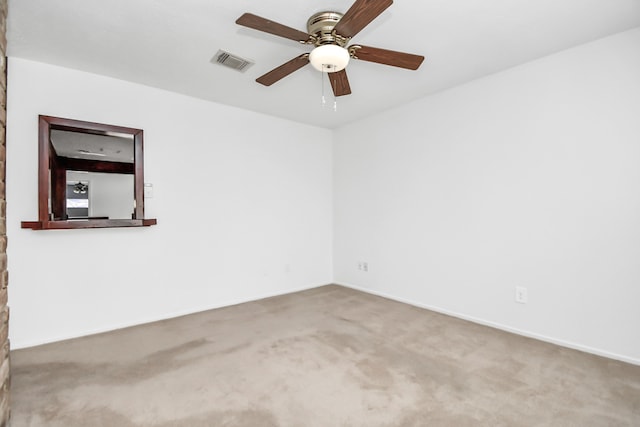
350, 45, 424, 70
236, 13, 310, 43
333, 0, 393, 39
328, 69, 352, 97
256, 54, 309, 86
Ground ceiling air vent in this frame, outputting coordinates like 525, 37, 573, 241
211, 50, 254, 72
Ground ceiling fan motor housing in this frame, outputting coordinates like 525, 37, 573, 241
307, 11, 347, 46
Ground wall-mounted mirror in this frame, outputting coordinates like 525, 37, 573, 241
21, 115, 157, 230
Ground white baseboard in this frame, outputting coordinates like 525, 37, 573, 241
336, 282, 640, 366
11, 282, 327, 350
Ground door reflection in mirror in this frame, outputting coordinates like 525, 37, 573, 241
66, 180, 89, 219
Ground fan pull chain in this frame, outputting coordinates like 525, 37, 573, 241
319, 64, 338, 112
331, 65, 338, 112
321, 69, 326, 108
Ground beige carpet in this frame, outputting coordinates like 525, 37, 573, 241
9, 285, 640, 426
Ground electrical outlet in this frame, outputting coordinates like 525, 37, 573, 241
515, 286, 528, 304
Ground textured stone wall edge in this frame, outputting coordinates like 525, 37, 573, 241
0, 0, 10, 424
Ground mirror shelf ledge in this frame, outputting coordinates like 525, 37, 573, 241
21, 219, 157, 230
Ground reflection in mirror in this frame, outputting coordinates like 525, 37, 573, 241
21, 115, 157, 230
49, 130, 135, 220
65, 171, 134, 220
66, 178, 90, 219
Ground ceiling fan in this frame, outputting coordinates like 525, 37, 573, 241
236, 0, 425, 97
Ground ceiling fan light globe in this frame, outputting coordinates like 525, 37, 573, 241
309, 45, 350, 72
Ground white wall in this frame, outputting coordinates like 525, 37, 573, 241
7, 58, 333, 348
334, 28, 640, 364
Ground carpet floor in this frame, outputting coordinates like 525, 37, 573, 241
9, 285, 640, 426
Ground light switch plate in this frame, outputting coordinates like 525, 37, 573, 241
144, 183, 153, 198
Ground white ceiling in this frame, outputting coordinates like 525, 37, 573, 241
50, 130, 134, 163
8, 0, 640, 129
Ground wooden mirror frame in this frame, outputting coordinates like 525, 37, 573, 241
21, 115, 157, 230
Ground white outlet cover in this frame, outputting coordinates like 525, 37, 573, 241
515, 286, 528, 304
